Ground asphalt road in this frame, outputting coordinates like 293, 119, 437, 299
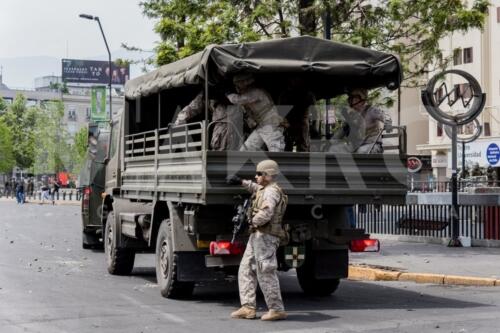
1, 201, 500, 333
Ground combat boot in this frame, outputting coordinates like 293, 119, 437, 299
261, 310, 287, 321
230, 306, 256, 319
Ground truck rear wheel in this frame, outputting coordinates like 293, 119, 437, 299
155, 219, 194, 299
296, 256, 340, 296
105, 211, 135, 275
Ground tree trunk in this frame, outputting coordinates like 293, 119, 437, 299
299, 0, 316, 36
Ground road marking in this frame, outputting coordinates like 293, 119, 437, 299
120, 294, 186, 324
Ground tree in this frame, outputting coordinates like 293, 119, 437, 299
71, 126, 89, 175
32, 101, 72, 175
0, 118, 15, 173
0, 97, 7, 115
1, 94, 37, 170
138, 0, 488, 87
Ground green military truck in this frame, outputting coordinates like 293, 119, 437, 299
96, 36, 407, 298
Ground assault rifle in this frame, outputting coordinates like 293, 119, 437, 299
231, 198, 250, 244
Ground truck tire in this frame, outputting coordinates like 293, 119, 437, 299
82, 230, 102, 250
296, 255, 340, 296
155, 219, 194, 299
105, 211, 135, 275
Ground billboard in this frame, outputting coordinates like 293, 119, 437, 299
62, 59, 129, 85
91, 86, 107, 122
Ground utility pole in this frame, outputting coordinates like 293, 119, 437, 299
79, 14, 112, 119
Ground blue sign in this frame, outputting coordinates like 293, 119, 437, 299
486, 143, 500, 166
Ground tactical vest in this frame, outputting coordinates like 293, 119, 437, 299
249, 183, 288, 240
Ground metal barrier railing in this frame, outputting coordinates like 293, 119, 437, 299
355, 204, 500, 241
408, 180, 495, 193
124, 121, 205, 158
1, 189, 82, 201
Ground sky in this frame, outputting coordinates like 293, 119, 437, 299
0, 0, 158, 87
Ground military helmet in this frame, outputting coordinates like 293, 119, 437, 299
256, 159, 280, 176
233, 73, 255, 85
349, 88, 368, 100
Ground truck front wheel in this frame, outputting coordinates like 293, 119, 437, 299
155, 219, 194, 299
105, 211, 135, 275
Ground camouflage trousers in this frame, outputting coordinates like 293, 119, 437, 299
240, 124, 285, 152
238, 231, 284, 311
355, 142, 383, 153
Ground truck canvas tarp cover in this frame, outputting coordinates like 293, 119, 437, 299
125, 35, 402, 99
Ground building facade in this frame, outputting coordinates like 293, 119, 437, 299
414, 1, 500, 180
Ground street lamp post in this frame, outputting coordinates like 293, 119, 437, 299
79, 14, 112, 119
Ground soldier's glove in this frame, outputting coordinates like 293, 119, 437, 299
226, 175, 242, 186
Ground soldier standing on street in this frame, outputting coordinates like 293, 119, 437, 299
228, 160, 288, 321
226, 74, 285, 152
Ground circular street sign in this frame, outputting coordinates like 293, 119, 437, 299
486, 143, 500, 166
407, 156, 423, 173
421, 69, 486, 127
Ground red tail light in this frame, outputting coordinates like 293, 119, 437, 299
350, 239, 380, 252
209, 241, 244, 256
84, 187, 92, 196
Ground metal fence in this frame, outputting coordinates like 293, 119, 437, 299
0, 190, 82, 201
355, 204, 500, 241
408, 180, 495, 193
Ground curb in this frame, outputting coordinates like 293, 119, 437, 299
0, 198, 80, 206
348, 265, 500, 287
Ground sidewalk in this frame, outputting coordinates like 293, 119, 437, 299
0, 197, 80, 206
350, 238, 500, 286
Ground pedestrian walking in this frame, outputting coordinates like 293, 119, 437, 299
51, 179, 60, 204
15, 179, 25, 204
40, 184, 51, 204
228, 159, 288, 321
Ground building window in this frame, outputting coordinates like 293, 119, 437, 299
497, 7, 500, 23
26, 99, 37, 107
437, 123, 443, 137
4, 98, 13, 104
86, 107, 91, 120
463, 47, 473, 63
453, 49, 462, 66
484, 122, 491, 136
68, 105, 77, 121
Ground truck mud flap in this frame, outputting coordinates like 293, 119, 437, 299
176, 252, 226, 282
313, 249, 348, 279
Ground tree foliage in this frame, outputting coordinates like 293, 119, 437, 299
1, 94, 37, 170
71, 126, 89, 175
0, 118, 15, 173
32, 101, 73, 175
138, 0, 489, 87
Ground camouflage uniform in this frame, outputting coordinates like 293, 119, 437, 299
238, 179, 287, 312
330, 105, 389, 153
174, 92, 204, 126
175, 92, 243, 150
210, 101, 244, 151
227, 88, 285, 152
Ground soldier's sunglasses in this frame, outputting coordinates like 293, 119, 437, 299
256, 172, 266, 176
